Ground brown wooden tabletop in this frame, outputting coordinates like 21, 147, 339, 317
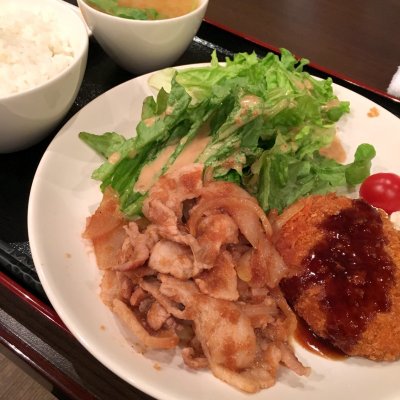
205, 0, 400, 97
0, 1, 399, 400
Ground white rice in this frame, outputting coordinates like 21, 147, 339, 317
0, 6, 75, 97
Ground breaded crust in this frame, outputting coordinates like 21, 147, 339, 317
275, 193, 400, 361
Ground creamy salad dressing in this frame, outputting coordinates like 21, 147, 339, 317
108, 151, 121, 164
169, 129, 210, 173
319, 135, 346, 163
134, 144, 176, 193
234, 95, 263, 127
323, 98, 341, 110
134, 125, 210, 194
240, 95, 262, 110
294, 79, 313, 91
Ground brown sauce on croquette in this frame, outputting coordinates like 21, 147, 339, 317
294, 317, 347, 360
282, 199, 395, 352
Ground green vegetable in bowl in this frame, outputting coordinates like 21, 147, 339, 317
86, 0, 160, 20
80, 49, 375, 217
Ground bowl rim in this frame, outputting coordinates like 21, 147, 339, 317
0, 0, 89, 102
77, 0, 209, 25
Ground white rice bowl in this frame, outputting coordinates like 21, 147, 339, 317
0, 6, 75, 97
0, 0, 88, 153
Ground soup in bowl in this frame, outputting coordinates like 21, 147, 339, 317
77, 0, 209, 75
86, 0, 199, 20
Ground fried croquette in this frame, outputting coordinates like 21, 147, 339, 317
274, 193, 400, 361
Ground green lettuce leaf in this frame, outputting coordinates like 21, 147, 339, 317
81, 49, 375, 218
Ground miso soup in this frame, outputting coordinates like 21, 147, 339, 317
86, 0, 199, 20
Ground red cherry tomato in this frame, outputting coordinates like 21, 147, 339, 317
359, 173, 400, 215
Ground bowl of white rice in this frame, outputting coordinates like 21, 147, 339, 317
0, 0, 89, 153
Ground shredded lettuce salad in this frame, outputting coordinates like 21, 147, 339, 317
80, 49, 376, 218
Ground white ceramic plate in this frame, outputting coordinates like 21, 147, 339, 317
28, 65, 400, 400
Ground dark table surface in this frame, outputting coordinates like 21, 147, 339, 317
0, 1, 399, 399
205, 0, 400, 97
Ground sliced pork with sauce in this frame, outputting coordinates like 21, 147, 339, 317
83, 163, 309, 393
